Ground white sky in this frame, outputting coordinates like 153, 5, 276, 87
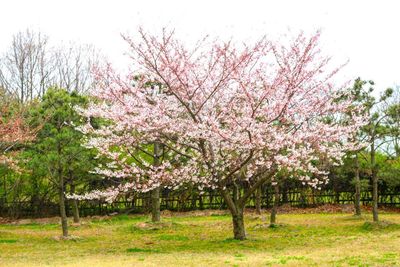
1, 0, 399, 91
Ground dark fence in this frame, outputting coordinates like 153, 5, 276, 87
1, 190, 400, 219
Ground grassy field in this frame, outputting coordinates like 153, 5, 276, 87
1, 210, 400, 267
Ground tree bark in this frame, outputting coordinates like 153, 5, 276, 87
70, 183, 80, 223
151, 187, 160, 222
232, 207, 246, 240
58, 171, 68, 237
220, 169, 277, 240
372, 175, 379, 222
255, 187, 262, 215
151, 142, 162, 222
72, 199, 80, 224
282, 186, 288, 204
354, 154, 361, 216
220, 188, 246, 240
31, 176, 40, 214
371, 138, 379, 222
270, 184, 280, 225
56, 136, 69, 238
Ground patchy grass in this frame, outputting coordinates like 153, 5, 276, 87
126, 247, 161, 253
360, 220, 400, 231
0, 239, 17, 243
0, 211, 400, 266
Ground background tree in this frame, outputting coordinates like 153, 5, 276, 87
382, 86, 400, 158
52, 42, 102, 94
0, 30, 51, 102
24, 88, 98, 236
348, 78, 394, 222
0, 29, 102, 103
0, 87, 37, 160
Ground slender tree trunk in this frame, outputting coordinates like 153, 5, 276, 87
371, 139, 379, 222
70, 184, 80, 224
31, 176, 40, 214
372, 175, 379, 222
354, 154, 361, 216
255, 187, 262, 215
72, 199, 80, 224
199, 194, 204, 210
151, 187, 160, 222
151, 142, 162, 222
282, 186, 288, 204
270, 184, 280, 225
69, 183, 80, 224
58, 170, 68, 237
334, 175, 340, 204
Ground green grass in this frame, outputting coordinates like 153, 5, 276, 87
126, 247, 161, 253
0, 211, 400, 266
0, 239, 17, 243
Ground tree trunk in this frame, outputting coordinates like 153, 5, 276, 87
220, 187, 247, 240
58, 173, 68, 237
232, 208, 246, 240
31, 176, 40, 215
282, 186, 288, 204
220, 169, 277, 240
151, 187, 160, 222
371, 139, 379, 222
270, 184, 280, 225
372, 175, 378, 222
255, 187, 262, 215
70, 184, 80, 223
72, 199, 80, 224
56, 134, 69, 237
151, 142, 162, 223
354, 154, 361, 216
199, 195, 204, 210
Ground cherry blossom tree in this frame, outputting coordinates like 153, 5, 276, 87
0, 95, 42, 175
0, 111, 30, 146
73, 28, 365, 240
0, 99, 35, 155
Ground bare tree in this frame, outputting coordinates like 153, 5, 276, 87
0, 29, 52, 102
52, 43, 101, 94
0, 29, 104, 101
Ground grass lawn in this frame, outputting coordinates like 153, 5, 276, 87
0, 210, 400, 266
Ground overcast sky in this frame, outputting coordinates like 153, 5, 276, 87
1, 0, 399, 91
